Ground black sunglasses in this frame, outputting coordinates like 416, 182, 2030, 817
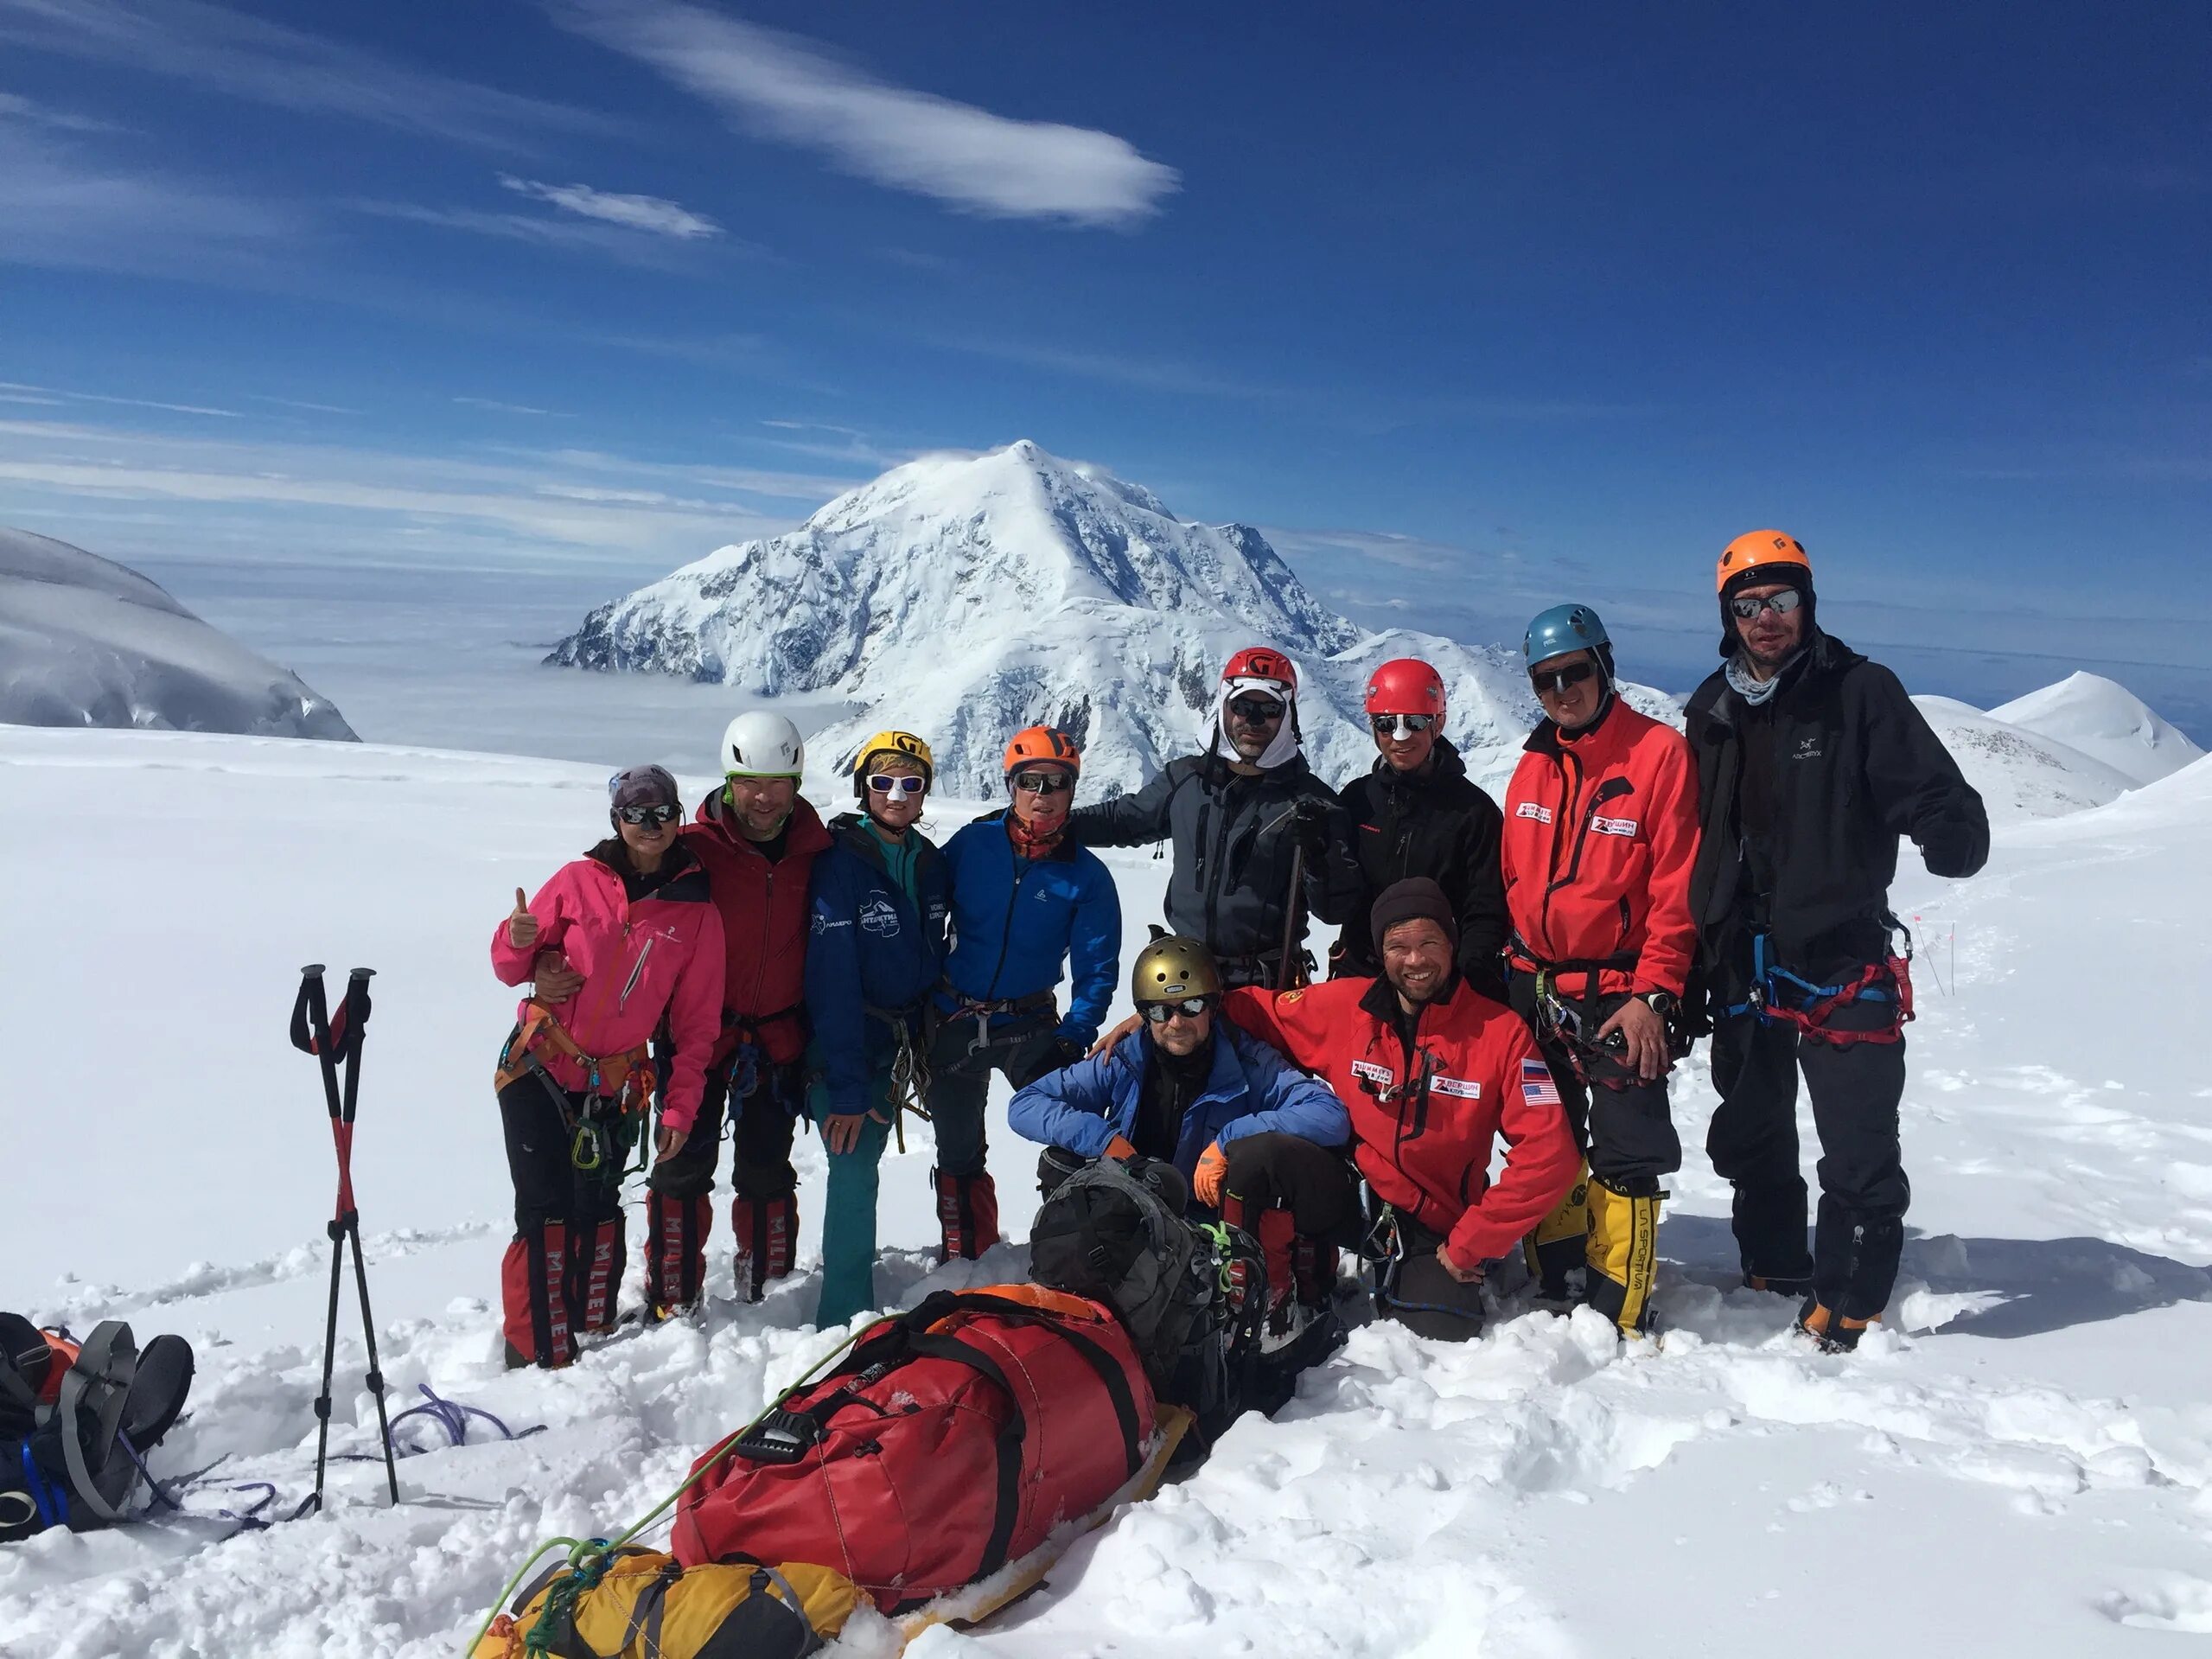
615, 803, 680, 826
1227, 696, 1284, 724
1011, 770, 1074, 795
1139, 996, 1214, 1024
1530, 661, 1597, 696
1729, 590, 1803, 621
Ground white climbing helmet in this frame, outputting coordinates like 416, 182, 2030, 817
720, 711, 806, 779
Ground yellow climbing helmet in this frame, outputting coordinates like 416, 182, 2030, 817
851, 729, 934, 798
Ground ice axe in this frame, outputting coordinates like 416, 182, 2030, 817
288, 964, 399, 1515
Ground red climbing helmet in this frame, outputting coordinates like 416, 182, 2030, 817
1221, 646, 1297, 694
1362, 657, 1446, 720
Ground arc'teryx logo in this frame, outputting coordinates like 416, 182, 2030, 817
1791, 735, 1824, 761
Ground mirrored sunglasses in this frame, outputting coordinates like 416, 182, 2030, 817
1227, 696, 1285, 724
614, 802, 680, 826
1530, 660, 1597, 696
1011, 769, 1074, 795
1729, 589, 1803, 621
1139, 995, 1214, 1024
866, 774, 928, 799
1369, 712, 1437, 738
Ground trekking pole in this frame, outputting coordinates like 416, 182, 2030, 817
1276, 843, 1307, 992
288, 965, 400, 1514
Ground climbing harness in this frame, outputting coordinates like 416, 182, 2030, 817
865, 1002, 934, 1153
942, 982, 1056, 1058
1724, 917, 1916, 1045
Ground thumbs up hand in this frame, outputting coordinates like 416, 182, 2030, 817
507, 887, 540, 950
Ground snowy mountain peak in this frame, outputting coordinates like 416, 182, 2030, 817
1989, 671, 2204, 788
548, 442, 1412, 794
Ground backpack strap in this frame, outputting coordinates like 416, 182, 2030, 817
55, 1321, 140, 1523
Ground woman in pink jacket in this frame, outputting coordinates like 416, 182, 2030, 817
490, 764, 726, 1368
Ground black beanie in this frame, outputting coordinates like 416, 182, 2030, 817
1718, 565, 1817, 658
1371, 877, 1457, 956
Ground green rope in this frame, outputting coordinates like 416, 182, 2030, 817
460, 1325, 867, 1656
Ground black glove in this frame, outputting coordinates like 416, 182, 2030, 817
1291, 796, 1332, 860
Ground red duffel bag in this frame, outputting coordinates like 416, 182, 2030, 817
672, 1286, 1155, 1611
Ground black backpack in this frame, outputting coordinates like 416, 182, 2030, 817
2, 1314, 194, 1542
1028, 1158, 1265, 1451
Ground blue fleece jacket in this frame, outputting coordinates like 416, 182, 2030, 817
1007, 1023, 1349, 1182
805, 814, 951, 1117
938, 812, 1123, 1046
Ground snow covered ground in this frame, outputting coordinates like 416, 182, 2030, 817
4, 723, 2210, 1658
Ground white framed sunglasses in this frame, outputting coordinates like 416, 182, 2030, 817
866, 774, 928, 799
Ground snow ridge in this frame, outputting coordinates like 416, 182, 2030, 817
0, 526, 358, 741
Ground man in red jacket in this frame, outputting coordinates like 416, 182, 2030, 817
1223, 877, 1579, 1340
1501, 605, 1699, 1336
539, 713, 832, 1312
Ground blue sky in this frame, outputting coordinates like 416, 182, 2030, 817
3, 2, 2207, 728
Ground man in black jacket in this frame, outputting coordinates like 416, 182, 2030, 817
1330, 656, 1508, 999
1687, 531, 1989, 1352
1068, 646, 1359, 988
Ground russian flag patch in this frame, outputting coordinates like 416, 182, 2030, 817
1521, 1058, 1561, 1106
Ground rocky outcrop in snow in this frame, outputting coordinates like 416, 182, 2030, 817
0, 527, 356, 741
1911, 695, 2138, 822
549, 441, 1666, 795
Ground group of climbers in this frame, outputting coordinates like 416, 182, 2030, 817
486, 526, 1987, 1369
490, 714, 1123, 1356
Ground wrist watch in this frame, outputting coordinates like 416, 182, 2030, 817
1641, 990, 1679, 1021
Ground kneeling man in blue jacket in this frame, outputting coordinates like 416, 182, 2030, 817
1010, 934, 1357, 1349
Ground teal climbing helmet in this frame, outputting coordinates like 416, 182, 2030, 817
1523, 603, 1611, 666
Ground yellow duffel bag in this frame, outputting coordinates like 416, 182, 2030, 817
473, 1547, 860, 1659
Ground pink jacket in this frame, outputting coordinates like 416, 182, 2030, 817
489, 845, 727, 1135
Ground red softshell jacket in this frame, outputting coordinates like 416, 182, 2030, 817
1500, 701, 1699, 998
1223, 979, 1579, 1264
490, 850, 725, 1134
681, 791, 833, 1066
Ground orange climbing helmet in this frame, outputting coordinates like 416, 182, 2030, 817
1715, 530, 1812, 595
1003, 724, 1081, 779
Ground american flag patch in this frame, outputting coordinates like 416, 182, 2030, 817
1521, 1058, 1562, 1106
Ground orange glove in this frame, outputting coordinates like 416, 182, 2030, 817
1192, 1142, 1228, 1209
1103, 1135, 1138, 1161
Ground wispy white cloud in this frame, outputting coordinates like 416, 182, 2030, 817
351, 197, 717, 270
0, 124, 292, 276
0, 88, 126, 131
454, 395, 572, 418
552, 0, 1178, 227
245, 393, 361, 416
0, 380, 241, 418
0, 0, 614, 153
497, 174, 722, 240
0, 415, 825, 566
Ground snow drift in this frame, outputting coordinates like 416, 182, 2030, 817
546, 441, 1669, 796
0, 526, 356, 740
